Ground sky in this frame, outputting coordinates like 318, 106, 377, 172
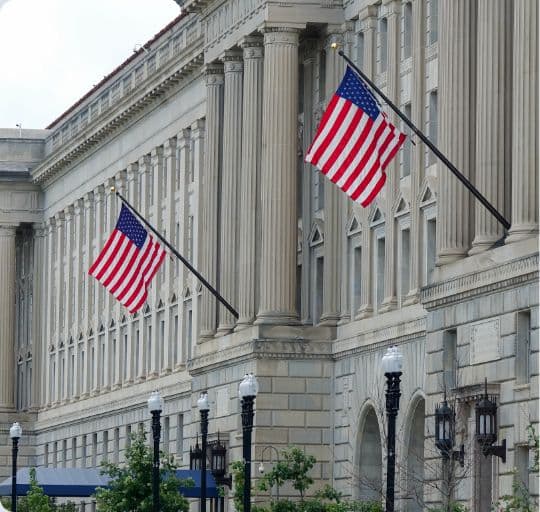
0, 0, 180, 129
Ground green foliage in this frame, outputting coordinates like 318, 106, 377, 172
0, 468, 77, 512
428, 503, 468, 512
94, 429, 191, 512
231, 460, 246, 512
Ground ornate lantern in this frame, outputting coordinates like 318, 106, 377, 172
189, 435, 203, 470
475, 379, 506, 462
434, 397, 464, 466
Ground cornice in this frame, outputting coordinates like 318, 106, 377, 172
421, 253, 539, 310
31, 50, 204, 187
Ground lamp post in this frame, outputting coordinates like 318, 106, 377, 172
239, 373, 258, 512
258, 445, 280, 499
10, 422, 22, 512
197, 392, 210, 512
434, 396, 464, 466
147, 390, 163, 512
475, 379, 506, 462
382, 346, 403, 512
210, 433, 232, 512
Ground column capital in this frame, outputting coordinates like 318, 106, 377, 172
359, 5, 379, 26
54, 210, 65, 223
223, 51, 244, 73
191, 119, 205, 137
241, 35, 264, 56
204, 62, 224, 86
83, 191, 94, 208
63, 205, 75, 220
0, 224, 17, 238
178, 128, 192, 148
163, 137, 177, 157
32, 222, 47, 237
151, 145, 164, 164
73, 198, 84, 216
93, 184, 105, 200
127, 162, 139, 179
262, 25, 301, 46
138, 154, 151, 168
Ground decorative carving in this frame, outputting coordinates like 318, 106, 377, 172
263, 27, 301, 46
470, 318, 501, 365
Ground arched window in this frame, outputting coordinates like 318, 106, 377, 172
358, 407, 383, 500
404, 398, 425, 511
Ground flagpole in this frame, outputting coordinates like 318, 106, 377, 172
335, 48, 511, 231
113, 189, 239, 319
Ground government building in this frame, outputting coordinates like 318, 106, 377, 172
0, 0, 537, 510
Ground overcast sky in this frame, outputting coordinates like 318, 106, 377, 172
0, 0, 180, 129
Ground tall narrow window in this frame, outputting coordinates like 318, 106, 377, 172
163, 416, 170, 452
296, 264, 302, 319
401, 103, 412, 177
357, 32, 365, 70
71, 438, 77, 467
516, 310, 531, 384
103, 430, 109, 463
126, 425, 132, 450
399, 228, 410, 303
428, 91, 438, 164
81, 435, 87, 468
114, 428, 120, 464
176, 414, 184, 459
379, 18, 388, 73
62, 439, 67, 468
352, 246, 362, 315
92, 433, 98, 467
443, 329, 457, 390
135, 328, 140, 377
318, 49, 326, 101
515, 445, 530, 490
428, 0, 438, 45
315, 256, 324, 324
426, 218, 437, 284
403, 2, 412, 59
376, 237, 386, 307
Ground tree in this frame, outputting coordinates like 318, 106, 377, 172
94, 429, 191, 512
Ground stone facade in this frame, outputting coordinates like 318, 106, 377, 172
0, 1, 537, 510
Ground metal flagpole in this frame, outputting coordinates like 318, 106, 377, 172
113, 188, 239, 319
334, 48, 511, 231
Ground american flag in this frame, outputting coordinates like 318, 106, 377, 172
305, 67, 406, 207
89, 204, 166, 313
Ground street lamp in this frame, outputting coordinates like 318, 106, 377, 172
147, 390, 163, 512
239, 373, 258, 512
190, 435, 203, 470
210, 433, 232, 512
475, 379, 506, 462
197, 392, 210, 512
382, 346, 403, 512
10, 422, 22, 512
434, 396, 464, 466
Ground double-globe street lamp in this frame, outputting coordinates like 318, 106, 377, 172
197, 392, 210, 512
382, 346, 403, 512
10, 422, 22, 512
239, 373, 258, 512
147, 390, 164, 512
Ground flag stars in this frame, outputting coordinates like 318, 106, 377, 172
337, 67, 380, 120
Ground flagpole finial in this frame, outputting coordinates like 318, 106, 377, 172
330, 42, 338, 50
110, 186, 116, 193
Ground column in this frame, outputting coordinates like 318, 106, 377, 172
0, 225, 17, 410
44, 218, 55, 406
31, 223, 46, 410
380, 0, 400, 312
64, 206, 74, 337
404, 0, 426, 304
237, 37, 263, 329
54, 211, 64, 404
256, 26, 300, 325
217, 49, 243, 333
199, 63, 223, 339
320, 30, 345, 326
506, 0, 538, 243
356, 7, 377, 318
81, 192, 93, 399
436, 0, 476, 264
470, 0, 512, 254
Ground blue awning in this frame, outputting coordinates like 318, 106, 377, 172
0, 468, 218, 498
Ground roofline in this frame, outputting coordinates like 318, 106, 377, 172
46, 10, 187, 130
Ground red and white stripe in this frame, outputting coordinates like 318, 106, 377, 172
89, 230, 166, 313
305, 95, 405, 207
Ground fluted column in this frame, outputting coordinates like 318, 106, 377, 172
320, 30, 345, 326
0, 225, 17, 410
200, 63, 223, 339
380, 0, 400, 312
218, 50, 243, 333
507, 0, 538, 243
436, 0, 477, 264
404, 0, 426, 304
256, 27, 300, 325
470, 0, 512, 254
237, 36, 263, 328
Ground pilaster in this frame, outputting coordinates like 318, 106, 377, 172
256, 27, 300, 325
237, 36, 263, 329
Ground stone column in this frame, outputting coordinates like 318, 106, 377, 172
470, 0, 512, 254
44, 218, 55, 406
64, 206, 74, 339
54, 211, 65, 404
507, 0, 538, 243
404, 0, 426, 304
237, 36, 263, 328
320, 30, 345, 326
31, 223, 46, 409
436, 0, 476, 264
218, 50, 243, 333
0, 225, 17, 410
256, 27, 300, 325
199, 63, 223, 339
380, 0, 400, 312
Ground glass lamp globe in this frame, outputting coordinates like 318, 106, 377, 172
197, 392, 210, 411
239, 373, 258, 398
9, 422, 22, 440
147, 390, 163, 414
382, 346, 403, 374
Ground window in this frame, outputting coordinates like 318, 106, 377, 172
184, 301, 193, 361
357, 32, 365, 70
428, 0, 438, 45
81, 435, 87, 468
516, 310, 531, 384
379, 18, 388, 73
352, 246, 362, 316
71, 438, 77, 467
102, 430, 109, 462
318, 49, 326, 101
92, 433, 98, 467
403, 2, 412, 59
443, 329, 457, 390
428, 91, 438, 164
401, 104, 412, 177
399, 228, 410, 303
176, 414, 184, 458
425, 218, 436, 284
114, 428, 120, 464
376, 236, 386, 307
315, 256, 324, 324
163, 416, 170, 452
515, 445, 530, 490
